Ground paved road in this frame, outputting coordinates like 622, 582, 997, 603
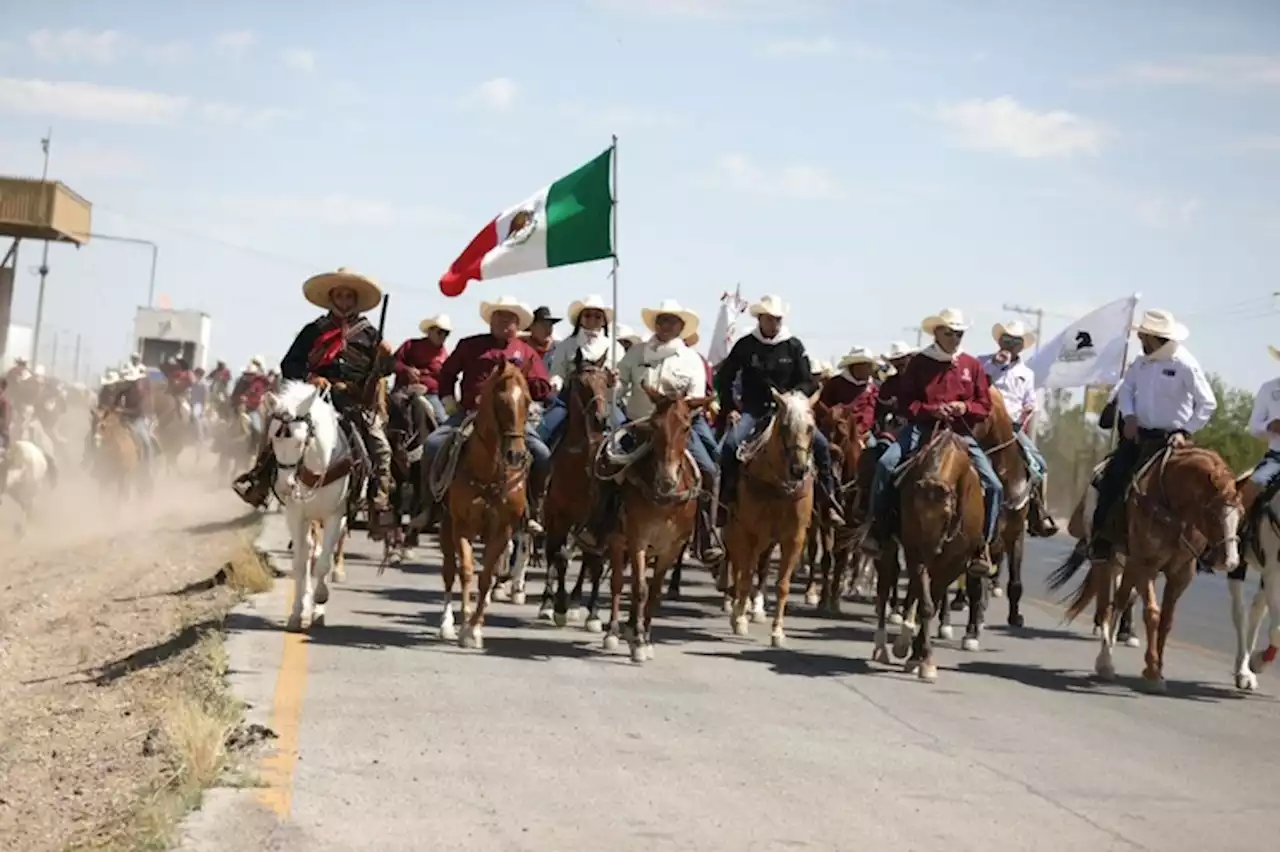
182, 517, 1279, 852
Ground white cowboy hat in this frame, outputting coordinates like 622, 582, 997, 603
1133, 308, 1188, 342
921, 308, 970, 334
244, 361, 262, 375
749, 294, 789, 319
33, 365, 46, 378
640, 298, 701, 338
303, 267, 383, 313
251, 354, 265, 367
1270, 345, 1280, 361
992, 319, 1037, 348
103, 370, 120, 384
567, 294, 614, 326
837, 345, 877, 369
882, 340, 917, 361
479, 295, 534, 329
419, 314, 452, 334
614, 323, 643, 345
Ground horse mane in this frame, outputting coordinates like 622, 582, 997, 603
776, 390, 815, 434
1169, 446, 1238, 497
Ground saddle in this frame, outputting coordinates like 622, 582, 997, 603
427, 412, 479, 502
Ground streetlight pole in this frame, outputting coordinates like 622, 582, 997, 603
901, 325, 923, 348
78, 233, 159, 306
31, 130, 52, 370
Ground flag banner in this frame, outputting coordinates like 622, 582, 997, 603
439, 147, 615, 297
707, 287, 748, 366
1028, 295, 1139, 389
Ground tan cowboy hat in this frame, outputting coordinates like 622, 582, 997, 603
614, 323, 643, 346
684, 330, 700, 346
103, 369, 120, 384
567, 294, 614, 326
993, 319, 1037, 348
479, 295, 534, 329
837, 345, 877, 369
1270, 345, 1280, 361
640, 298, 700, 338
1133, 308, 1188, 342
303, 267, 383, 313
921, 308, 970, 334
881, 340, 917, 361
749, 294, 789, 319
419, 314, 452, 334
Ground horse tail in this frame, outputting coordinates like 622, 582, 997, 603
1047, 539, 1095, 621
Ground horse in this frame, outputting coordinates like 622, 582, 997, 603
266, 381, 358, 632
2, 440, 51, 536
153, 392, 197, 472
1050, 443, 1241, 692
92, 409, 148, 500
1066, 469, 1140, 647
725, 389, 820, 648
872, 425, 987, 682
805, 402, 864, 612
600, 386, 709, 662
1232, 472, 1280, 691
541, 352, 613, 630
435, 362, 532, 648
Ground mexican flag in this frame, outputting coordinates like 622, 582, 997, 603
439, 146, 615, 297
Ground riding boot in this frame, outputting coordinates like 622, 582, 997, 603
717, 466, 737, 526
1027, 481, 1059, 537
576, 480, 618, 551
697, 491, 725, 563
526, 467, 548, 535
232, 447, 275, 508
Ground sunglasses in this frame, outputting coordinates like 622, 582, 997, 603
938, 328, 965, 339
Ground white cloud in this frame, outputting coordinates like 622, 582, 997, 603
146, 41, 193, 64
213, 30, 256, 58
591, 0, 823, 20
282, 48, 316, 73
1115, 55, 1280, 88
1136, 197, 1200, 229
560, 103, 681, 131
27, 28, 124, 63
0, 77, 188, 124
934, 96, 1107, 160
465, 77, 518, 111
713, 153, 840, 199
225, 194, 459, 228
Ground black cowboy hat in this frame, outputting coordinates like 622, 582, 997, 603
528, 305, 562, 328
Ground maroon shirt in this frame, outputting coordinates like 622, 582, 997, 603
438, 334, 552, 412
894, 352, 992, 428
819, 375, 879, 435
393, 338, 448, 394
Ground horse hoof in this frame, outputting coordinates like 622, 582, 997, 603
938, 625, 954, 641
459, 628, 484, 649
1123, 635, 1141, 649
872, 647, 891, 665
512, 591, 527, 606
491, 585, 512, 603
603, 634, 620, 651
585, 617, 603, 634
644, 643, 655, 660
750, 610, 768, 625
538, 607, 555, 622
917, 663, 938, 682
991, 586, 1004, 599
311, 613, 326, 629
903, 659, 920, 674
1141, 676, 1167, 694
721, 598, 734, 614
892, 637, 912, 660
629, 645, 646, 664
770, 633, 786, 649
888, 612, 904, 626
440, 624, 458, 641
961, 636, 979, 652
553, 612, 568, 628
1236, 672, 1259, 692
804, 591, 820, 607
285, 615, 303, 633
1095, 663, 1116, 681
1008, 613, 1025, 629
731, 617, 749, 637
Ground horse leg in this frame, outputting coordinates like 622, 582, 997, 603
962, 558, 987, 652
310, 514, 344, 628
803, 521, 821, 607
1230, 573, 1268, 690
569, 555, 589, 621
751, 547, 770, 624
538, 532, 563, 623
937, 580, 955, 641
508, 531, 530, 605
332, 520, 349, 583
1117, 594, 1140, 646
771, 532, 805, 648
665, 546, 684, 601
439, 515, 459, 641
871, 551, 895, 664
582, 554, 606, 633
463, 527, 510, 650
455, 529, 482, 647
908, 564, 938, 682
286, 509, 310, 632
603, 539, 626, 652
545, 532, 572, 628
627, 544, 649, 663
728, 536, 754, 637
824, 527, 843, 613
1248, 567, 1280, 681
1006, 529, 1025, 629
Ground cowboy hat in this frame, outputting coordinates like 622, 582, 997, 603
921, 308, 970, 334
1270, 345, 1280, 362
251, 355, 264, 367
567, 294, 614, 326
244, 361, 262, 375
614, 323, 643, 346
480, 295, 534, 329
103, 369, 120, 384
303, 267, 383, 313
528, 305, 562, 327
993, 319, 1037, 348
640, 298, 701, 338
838, 345, 877, 369
882, 340, 917, 361
684, 330, 700, 346
1133, 308, 1188, 342
749, 294, 789, 319
810, 358, 830, 375
419, 314, 452, 334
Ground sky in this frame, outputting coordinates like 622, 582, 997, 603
0, 0, 1277, 390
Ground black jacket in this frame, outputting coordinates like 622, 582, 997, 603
714, 333, 816, 416
281, 314, 391, 393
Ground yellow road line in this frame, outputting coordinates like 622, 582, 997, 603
255, 584, 309, 818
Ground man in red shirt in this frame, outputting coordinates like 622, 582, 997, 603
819, 346, 880, 437
423, 295, 554, 531
393, 313, 451, 433
862, 310, 1003, 571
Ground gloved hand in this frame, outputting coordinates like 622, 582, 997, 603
442, 396, 459, 417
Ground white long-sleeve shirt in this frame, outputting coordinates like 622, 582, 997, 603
1117, 343, 1217, 434
548, 330, 626, 393
1249, 377, 1280, 453
617, 339, 707, 420
979, 354, 1037, 423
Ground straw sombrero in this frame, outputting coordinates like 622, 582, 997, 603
837, 346, 877, 369
640, 298, 700, 338
303, 267, 383, 313
748, 294, 789, 319
882, 340, 917, 361
419, 314, 452, 334
921, 308, 970, 334
1133, 309, 1188, 342
993, 319, 1037, 348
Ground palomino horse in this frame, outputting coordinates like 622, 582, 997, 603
1232, 472, 1280, 691
726, 389, 820, 648
2, 440, 51, 536
266, 381, 358, 632
601, 386, 709, 662
804, 402, 864, 612
93, 409, 148, 499
436, 362, 531, 648
872, 426, 987, 682
542, 352, 613, 630
1050, 443, 1241, 692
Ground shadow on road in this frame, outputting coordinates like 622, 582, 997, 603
688, 647, 873, 678
956, 659, 1259, 703
986, 623, 1095, 642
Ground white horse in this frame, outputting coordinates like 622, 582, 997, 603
3, 440, 51, 535
1231, 488, 1280, 691
267, 381, 353, 632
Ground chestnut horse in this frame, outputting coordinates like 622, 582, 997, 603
438, 363, 532, 649
872, 427, 986, 682
1050, 443, 1241, 692
93, 409, 147, 500
541, 352, 613, 630
804, 402, 864, 612
726, 389, 820, 648
601, 386, 709, 662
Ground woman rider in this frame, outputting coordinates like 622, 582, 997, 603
536, 293, 627, 450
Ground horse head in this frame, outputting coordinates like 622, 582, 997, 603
1160, 448, 1242, 572
267, 381, 334, 471
768, 387, 821, 486
480, 362, 531, 470
568, 350, 612, 435
642, 383, 711, 499
814, 402, 861, 483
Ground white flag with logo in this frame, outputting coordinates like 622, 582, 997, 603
1028, 295, 1139, 389
707, 289, 747, 366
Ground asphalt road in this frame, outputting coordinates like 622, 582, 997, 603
180, 518, 1279, 852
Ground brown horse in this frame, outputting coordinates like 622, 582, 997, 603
804, 403, 864, 612
1050, 443, 1241, 692
872, 426, 986, 681
602, 386, 709, 662
153, 392, 196, 472
93, 409, 147, 500
437, 362, 532, 649
726, 389, 820, 647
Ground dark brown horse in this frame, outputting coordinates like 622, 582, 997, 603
602, 386, 709, 662
438, 363, 532, 649
542, 352, 613, 630
804, 402, 864, 612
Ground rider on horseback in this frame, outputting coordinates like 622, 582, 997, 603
1241, 345, 1280, 530
715, 294, 843, 525
112, 363, 157, 468
862, 308, 1003, 572
392, 314, 452, 439
820, 346, 880, 438
1088, 310, 1217, 560
538, 294, 627, 450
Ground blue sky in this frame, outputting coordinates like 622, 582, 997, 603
0, 0, 1277, 390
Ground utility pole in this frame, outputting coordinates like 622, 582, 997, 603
1001, 302, 1044, 354
73, 333, 82, 382
901, 325, 923, 348
31, 130, 52, 370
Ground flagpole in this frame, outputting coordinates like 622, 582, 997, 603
609, 134, 619, 370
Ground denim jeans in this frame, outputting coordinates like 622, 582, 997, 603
1252, 450, 1280, 488
1015, 429, 1047, 483
687, 414, 718, 484
718, 411, 834, 502
424, 394, 448, 426
871, 423, 1003, 542
129, 418, 153, 465
423, 410, 551, 488
536, 395, 624, 447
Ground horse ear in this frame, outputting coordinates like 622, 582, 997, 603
808, 388, 822, 408
687, 394, 713, 411
770, 387, 785, 407
642, 382, 663, 404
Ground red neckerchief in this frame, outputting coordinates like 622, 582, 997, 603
309, 313, 370, 371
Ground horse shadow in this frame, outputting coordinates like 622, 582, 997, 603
987, 623, 1096, 643
955, 659, 1259, 703
224, 609, 435, 652
688, 647, 873, 679
184, 512, 260, 535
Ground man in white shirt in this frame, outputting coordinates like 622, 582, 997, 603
1241, 345, 1280, 522
1089, 309, 1217, 559
980, 319, 1057, 537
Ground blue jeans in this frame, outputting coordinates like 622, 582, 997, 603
1252, 451, 1280, 488
423, 410, 551, 491
535, 395, 624, 446
1015, 429, 1047, 483
129, 418, 153, 465
871, 423, 1003, 543
718, 411, 834, 503
424, 394, 447, 426
687, 414, 718, 484
246, 409, 263, 440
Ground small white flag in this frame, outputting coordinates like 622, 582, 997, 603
1028, 295, 1140, 389
708, 287, 748, 366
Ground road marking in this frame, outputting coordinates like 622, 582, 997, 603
256, 582, 308, 818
